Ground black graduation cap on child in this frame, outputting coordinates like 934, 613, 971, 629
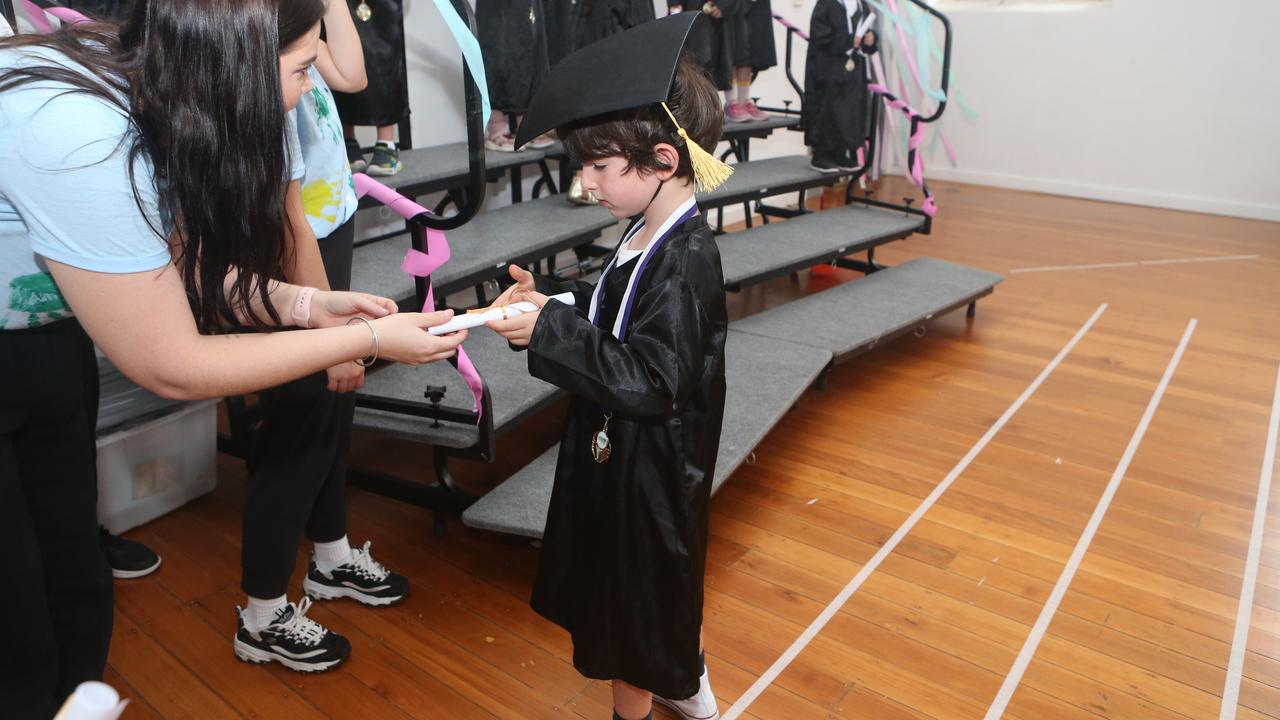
514, 12, 733, 192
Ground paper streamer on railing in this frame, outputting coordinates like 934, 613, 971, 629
352, 173, 486, 422
867, 81, 936, 217
427, 0, 491, 128
18, 0, 88, 30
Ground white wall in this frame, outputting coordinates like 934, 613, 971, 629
395, 0, 1280, 221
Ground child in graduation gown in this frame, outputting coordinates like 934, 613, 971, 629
489, 15, 730, 720
804, 0, 878, 173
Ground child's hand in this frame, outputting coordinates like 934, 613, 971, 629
486, 288, 550, 346
862, 31, 876, 47
489, 264, 538, 307
487, 310, 540, 347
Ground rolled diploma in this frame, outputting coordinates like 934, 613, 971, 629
428, 292, 575, 335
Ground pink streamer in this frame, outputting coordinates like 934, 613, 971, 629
865, 82, 936, 217
18, 0, 54, 32
47, 6, 88, 23
18, 0, 89, 30
352, 172, 485, 422
770, 12, 810, 41
884, 0, 928, 104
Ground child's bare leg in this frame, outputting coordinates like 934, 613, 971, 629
613, 680, 654, 719
376, 124, 396, 143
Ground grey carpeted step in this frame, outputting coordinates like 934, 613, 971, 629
365, 143, 547, 202
733, 257, 1003, 360
696, 155, 840, 209
719, 204, 926, 290
461, 329, 832, 537
530, 116, 799, 161
350, 194, 617, 305
354, 328, 563, 448
721, 113, 801, 138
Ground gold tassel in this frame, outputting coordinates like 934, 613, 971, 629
661, 102, 734, 193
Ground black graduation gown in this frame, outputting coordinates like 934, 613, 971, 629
478, 0, 552, 112
576, 0, 654, 50
802, 0, 878, 152
331, 0, 411, 127
525, 214, 728, 700
744, 0, 777, 73
671, 1, 745, 91
544, 0, 580, 67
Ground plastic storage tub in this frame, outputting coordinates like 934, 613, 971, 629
96, 399, 219, 534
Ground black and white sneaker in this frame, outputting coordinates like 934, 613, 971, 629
100, 526, 162, 579
234, 597, 350, 673
303, 540, 409, 607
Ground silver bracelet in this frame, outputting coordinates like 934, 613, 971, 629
347, 317, 379, 367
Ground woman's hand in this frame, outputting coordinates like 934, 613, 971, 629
371, 310, 469, 364
310, 290, 398, 328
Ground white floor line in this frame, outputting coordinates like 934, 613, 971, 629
1009, 255, 1261, 274
983, 318, 1198, 720
721, 303, 1110, 720
1218, 363, 1280, 720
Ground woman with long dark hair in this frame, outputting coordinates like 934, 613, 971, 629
0, 1, 465, 715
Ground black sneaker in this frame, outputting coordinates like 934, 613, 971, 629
234, 598, 350, 673
366, 142, 402, 176
808, 151, 841, 175
345, 138, 368, 173
835, 149, 861, 173
303, 540, 409, 607
99, 526, 161, 579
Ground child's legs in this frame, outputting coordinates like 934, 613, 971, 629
376, 124, 396, 143
304, 218, 358, 547
613, 680, 653, 719
241, 372, 348, 598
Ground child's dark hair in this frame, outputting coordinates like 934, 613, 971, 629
560, 53, 722, 182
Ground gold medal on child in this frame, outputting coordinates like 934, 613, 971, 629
529, 6, 536, 23
591, 413, 613, 464
845, 57, 856, 72
355, 1, 372, 21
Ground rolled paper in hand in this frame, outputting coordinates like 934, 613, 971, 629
54, 682, 128, 720
428, 292, 574, 335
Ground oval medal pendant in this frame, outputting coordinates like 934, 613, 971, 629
355, 2, 372, 21
529, 6, 536, 23
591, 430, 611, 464
845, 57, 856, 72
591, 413, 612, 464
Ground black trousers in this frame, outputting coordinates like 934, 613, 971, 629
0, 319, 113, 720
240, 217, 358, 599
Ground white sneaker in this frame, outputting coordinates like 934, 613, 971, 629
654, 666, 720, 720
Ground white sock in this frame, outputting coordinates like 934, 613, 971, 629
314, 535, 354, 574
737, 81, 751, 102
375, 139, 397, 150
723, 90, 734, 106
244, 594, 288, 632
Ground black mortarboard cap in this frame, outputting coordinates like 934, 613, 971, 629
515, 13, 701, 149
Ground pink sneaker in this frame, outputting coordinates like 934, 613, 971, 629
723, 101, 751, 123
742, 100, 770, 121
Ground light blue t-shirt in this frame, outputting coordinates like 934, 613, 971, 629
288, 67, 357, 239
0, 45, 169, 330
0, 45, 305, 331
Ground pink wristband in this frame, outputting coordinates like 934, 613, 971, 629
291, 287, 317, 328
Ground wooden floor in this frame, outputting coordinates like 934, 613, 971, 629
104, 177, 1280, 719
